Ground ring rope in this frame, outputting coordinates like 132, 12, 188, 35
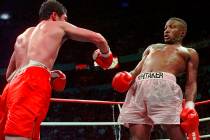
41, 122, 122, 126
2, 96, 209, 105
51, 98, 210, 106
200, 135, 210, 138
41, 120, 210, 139
41, 117, 210, 126
51, 98, 124, 105
46, 98, 210, 139
199, 117, 210, 122
195, 99, 210, 106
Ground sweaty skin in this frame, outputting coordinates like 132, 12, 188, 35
141, 44, 194, 76
124, 18, 199, 140
28, 14, 109, 69
7, 13, 110, 80
6, 27, 35, 81
130, 19, 199, 102
3, 1, 112, 140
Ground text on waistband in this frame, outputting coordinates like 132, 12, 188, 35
138, 72, 164, 79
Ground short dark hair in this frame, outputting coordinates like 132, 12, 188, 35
39, 0, 67, 20
168, 17, 187, 31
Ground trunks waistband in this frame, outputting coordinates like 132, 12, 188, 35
137, 72, 176, 82
7, 60, 50, 82
26, 60, 48, 69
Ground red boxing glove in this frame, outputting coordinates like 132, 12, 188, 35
180, 101, 199, 135
51, 70, 66, 92
112, 71, 133, 93
92, 49, 113, 69
187, 128, 200, 140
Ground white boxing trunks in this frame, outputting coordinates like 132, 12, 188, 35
118, 72, 183, 127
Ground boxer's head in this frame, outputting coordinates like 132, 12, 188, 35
39, 0, 67, 21
164, 17, 187, 44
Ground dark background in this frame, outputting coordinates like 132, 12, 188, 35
0, 0, 210, 139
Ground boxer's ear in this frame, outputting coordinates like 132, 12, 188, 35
180, 30, 186, 38
51, 12, 57, 21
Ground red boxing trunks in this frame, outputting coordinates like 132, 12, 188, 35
0, 66, 51, 140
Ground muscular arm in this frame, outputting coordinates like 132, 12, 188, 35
61, 22, 110, 54
130, 46, 150, 79
185, 48, 199, 101
6, 51, 16, 81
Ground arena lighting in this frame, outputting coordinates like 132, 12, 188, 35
0, 12, 10, 20
75, 64, 89, 70
120, 1, 129, 8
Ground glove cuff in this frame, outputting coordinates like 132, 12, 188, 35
101, 48, 111, 58
185, 101, 195, 109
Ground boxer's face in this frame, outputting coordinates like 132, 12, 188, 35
164, 20, 185, 44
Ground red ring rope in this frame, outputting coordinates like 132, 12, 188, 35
50, 98, 210, 106
0, 95, 209, 106
195, 100, 210, 106
51, 98, 124, 105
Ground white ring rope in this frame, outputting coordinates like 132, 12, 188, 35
200, 135, 210, 138
199, 117, 210, 122
41, 117, 210, 126
45, 98, 210, 139
41, 117, 210, 139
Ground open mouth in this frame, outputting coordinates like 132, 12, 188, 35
164, 35, 169, 40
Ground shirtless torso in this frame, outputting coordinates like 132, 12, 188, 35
131, 43, 198, 102
114, 17, 199, 140
7, 14, 110, 78
28, 21, 66, 69
141, 43, 196, 76
2, 1, 112, 140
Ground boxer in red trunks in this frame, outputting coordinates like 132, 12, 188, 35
112, 17, 200, 140
0, 27, 35, 140
0, 1, 113, 140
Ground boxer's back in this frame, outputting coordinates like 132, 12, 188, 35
14, 27, 35, 68
28, 20, 66, 69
